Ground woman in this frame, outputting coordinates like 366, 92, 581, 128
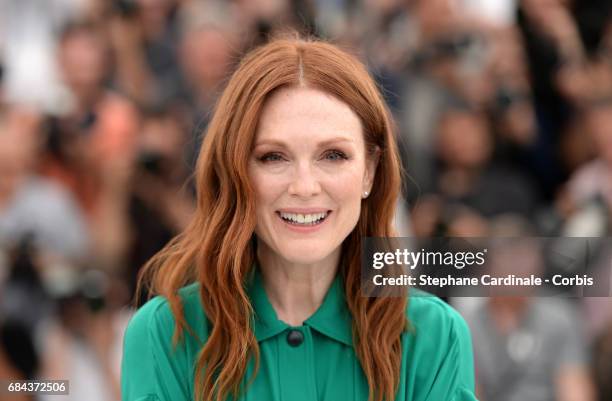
121, 37, 478, 401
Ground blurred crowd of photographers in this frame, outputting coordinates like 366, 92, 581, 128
0, 0, 611, 400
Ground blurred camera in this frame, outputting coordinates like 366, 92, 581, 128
52, 269, 109, 315
0, 318, 39, 380
8, 233, 43, 289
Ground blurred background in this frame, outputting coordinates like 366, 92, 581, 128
0, 0, 611, 400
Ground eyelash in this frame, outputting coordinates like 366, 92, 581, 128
324, 150, 349, 161
258, 150, 349, 163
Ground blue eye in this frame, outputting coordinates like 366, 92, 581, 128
259, 152, 285, 163
324, 150, 349, 161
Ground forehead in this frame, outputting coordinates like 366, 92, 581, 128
255, 86, 363, 144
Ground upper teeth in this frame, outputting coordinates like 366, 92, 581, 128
280, 212, 328, 224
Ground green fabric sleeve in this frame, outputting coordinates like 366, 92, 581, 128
404, 293, 479, 401
121, 296, 192, 401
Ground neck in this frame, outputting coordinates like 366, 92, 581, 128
257, 243, 340, 326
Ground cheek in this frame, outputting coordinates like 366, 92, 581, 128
250, 169, 287, 236
324, 167, 365, 212
251, 173, 275, 239
250, 169, 281, 204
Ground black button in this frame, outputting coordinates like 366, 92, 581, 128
286, 329, 304, 347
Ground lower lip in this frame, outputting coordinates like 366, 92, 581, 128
276, 212, 332, 233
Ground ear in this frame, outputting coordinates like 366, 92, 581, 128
362, 147, 380, 197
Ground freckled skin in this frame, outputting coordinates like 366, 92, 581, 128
249, 86, 376, 266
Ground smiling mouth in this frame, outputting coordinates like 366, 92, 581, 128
276, 211, 331, 226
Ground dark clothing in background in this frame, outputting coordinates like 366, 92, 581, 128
127, 193, 175, 307
451, 166, 538, 217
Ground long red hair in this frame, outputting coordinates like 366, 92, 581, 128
137, 36, 407, 401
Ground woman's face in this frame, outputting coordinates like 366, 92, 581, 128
249, 86, 376, 266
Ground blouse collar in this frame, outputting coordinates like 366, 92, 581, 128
247, 266, 353, 347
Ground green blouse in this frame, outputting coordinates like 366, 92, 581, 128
121, 269, 478, 401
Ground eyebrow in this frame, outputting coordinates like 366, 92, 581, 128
253, 136, 355, 148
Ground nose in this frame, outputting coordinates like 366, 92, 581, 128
287, 162, 321, 198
